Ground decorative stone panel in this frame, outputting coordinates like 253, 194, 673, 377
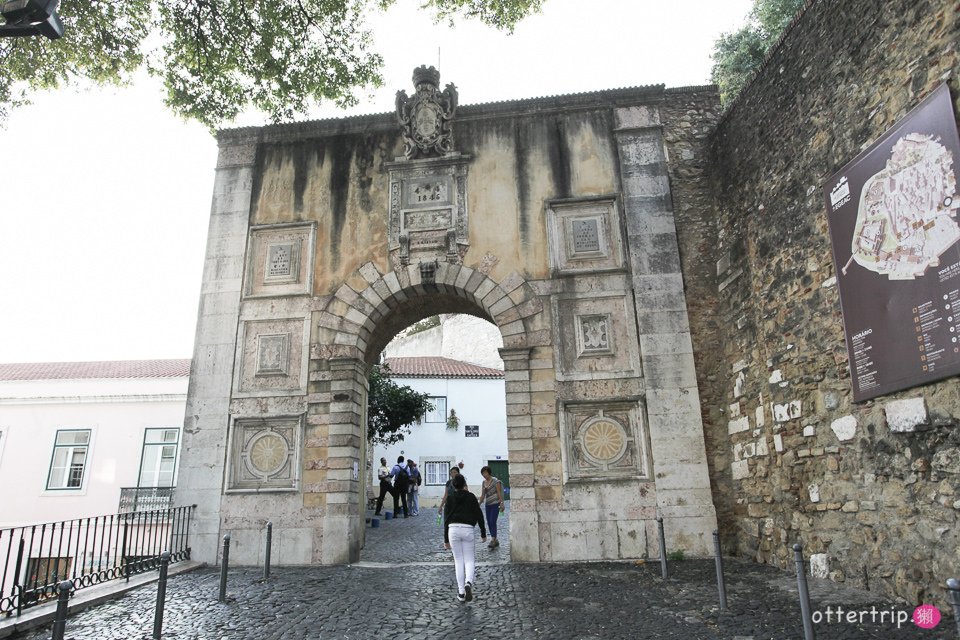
235, 318, 309, 396
546, 196, 626, 275
561, 401, 649, 481
385, 155, 470, 268
244, 223, 316, 298
552, 292, 642, 381
227, 416, 303, 492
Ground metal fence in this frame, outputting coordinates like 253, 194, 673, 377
0, 505, 193, 617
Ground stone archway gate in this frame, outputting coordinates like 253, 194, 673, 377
176, 69, 718, 566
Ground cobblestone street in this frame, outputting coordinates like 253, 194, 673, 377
12, 509, 950, 639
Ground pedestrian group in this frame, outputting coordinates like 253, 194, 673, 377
373, 457, 506, 603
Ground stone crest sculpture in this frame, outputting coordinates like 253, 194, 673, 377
396, 65, 458, 159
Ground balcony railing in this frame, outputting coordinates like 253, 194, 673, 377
118, 487, 175, 513
0, 505, 193, 617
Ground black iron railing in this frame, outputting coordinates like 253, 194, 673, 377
118, 487, 175, 513
0, 505, 193, 617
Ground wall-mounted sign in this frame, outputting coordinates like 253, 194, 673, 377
825, 83, 960, 402
465, 424, 479, 437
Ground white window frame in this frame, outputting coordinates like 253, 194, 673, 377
46, 429, 91, 491
138, 428, 180, 488
424, 396, 447, 423
422, 458, 454, 486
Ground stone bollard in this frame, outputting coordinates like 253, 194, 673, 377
263, 522, 273, 581
946, 578, 960, 639
153, 551, 171, 639
657, 517, 668, 580
218, 534, 230, 603
713, 530, 727, 610
793, 544, 816, 640
50, 580, 72, 640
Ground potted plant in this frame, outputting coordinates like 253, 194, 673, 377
446, 409, 460, 430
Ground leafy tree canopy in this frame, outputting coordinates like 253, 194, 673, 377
367, 363, 434, 446
710, 0, 805, 105
0, 0, 543, 129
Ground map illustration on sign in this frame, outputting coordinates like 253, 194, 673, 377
841, 133, 960, 280
825, 83, 960, 403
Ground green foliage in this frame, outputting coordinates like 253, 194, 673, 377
666, 549, 686, 562
0, 0, 543, 129
423, 0, 544, 33
710, 0, 805, 105
405, 315, 441, 336
367, 363, 434, 446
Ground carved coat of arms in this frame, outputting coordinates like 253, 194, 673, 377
396, 66, 458, 159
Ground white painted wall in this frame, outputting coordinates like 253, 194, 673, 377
373, 376, 507, 507
384, 314, 505, 370
0, 376, 188, 528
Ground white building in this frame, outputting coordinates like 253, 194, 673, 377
0, 360, 190, 610
373, 356, 508, 507
0, 359, 190, 527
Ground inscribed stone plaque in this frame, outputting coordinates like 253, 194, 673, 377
406, 178, 451, 207
572, 219, 601, 254
265, 243, 298, 282
546, 197, 625, 274
227, 417, 302, 491
245, 224, 315, 297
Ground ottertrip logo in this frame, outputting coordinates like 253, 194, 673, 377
830, 176, 851, 211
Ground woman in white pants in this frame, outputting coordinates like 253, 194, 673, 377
443, 474, 487, 602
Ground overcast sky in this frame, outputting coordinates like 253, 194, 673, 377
0, 0, 752, 363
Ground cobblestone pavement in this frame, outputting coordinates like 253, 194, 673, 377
14, 510, 953, 640
361, 501, 510, 563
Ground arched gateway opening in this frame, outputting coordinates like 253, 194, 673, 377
322, 262, 542, 562
176, 67, 719, 568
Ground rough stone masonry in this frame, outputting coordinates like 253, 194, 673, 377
695, 0, 960, 611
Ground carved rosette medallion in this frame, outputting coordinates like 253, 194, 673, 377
228, 417, 302, 492
248, 432, 288, 475
563, 403, 649, 481
395, 65, 458, 159
581, 417, 628, 464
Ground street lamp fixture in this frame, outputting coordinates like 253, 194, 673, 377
0, 0, 63, 39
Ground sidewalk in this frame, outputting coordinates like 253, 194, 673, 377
9, 509, 953, 639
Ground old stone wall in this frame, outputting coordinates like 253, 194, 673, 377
705, 0, 960, 607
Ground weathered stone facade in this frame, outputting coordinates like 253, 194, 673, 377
177, 81, 719, 567
700, 0, 960, 609
179, 0, 960, 609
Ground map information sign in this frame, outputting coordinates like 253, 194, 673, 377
825, 83, 960, 402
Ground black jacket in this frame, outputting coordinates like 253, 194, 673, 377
443, 490, 486, 543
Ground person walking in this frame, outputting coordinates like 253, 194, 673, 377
406, 459, 421, 516
443, 473, 486, 602
438, 466, 460, 513
374, 457, 396, 516
390, 455, 410, 517
479, 466, 505, 549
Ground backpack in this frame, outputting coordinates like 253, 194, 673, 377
396, 466, 410, 488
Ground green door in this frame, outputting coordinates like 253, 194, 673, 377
487, 460, 510, 500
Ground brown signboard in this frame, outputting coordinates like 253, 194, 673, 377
825, 83, 960, 402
